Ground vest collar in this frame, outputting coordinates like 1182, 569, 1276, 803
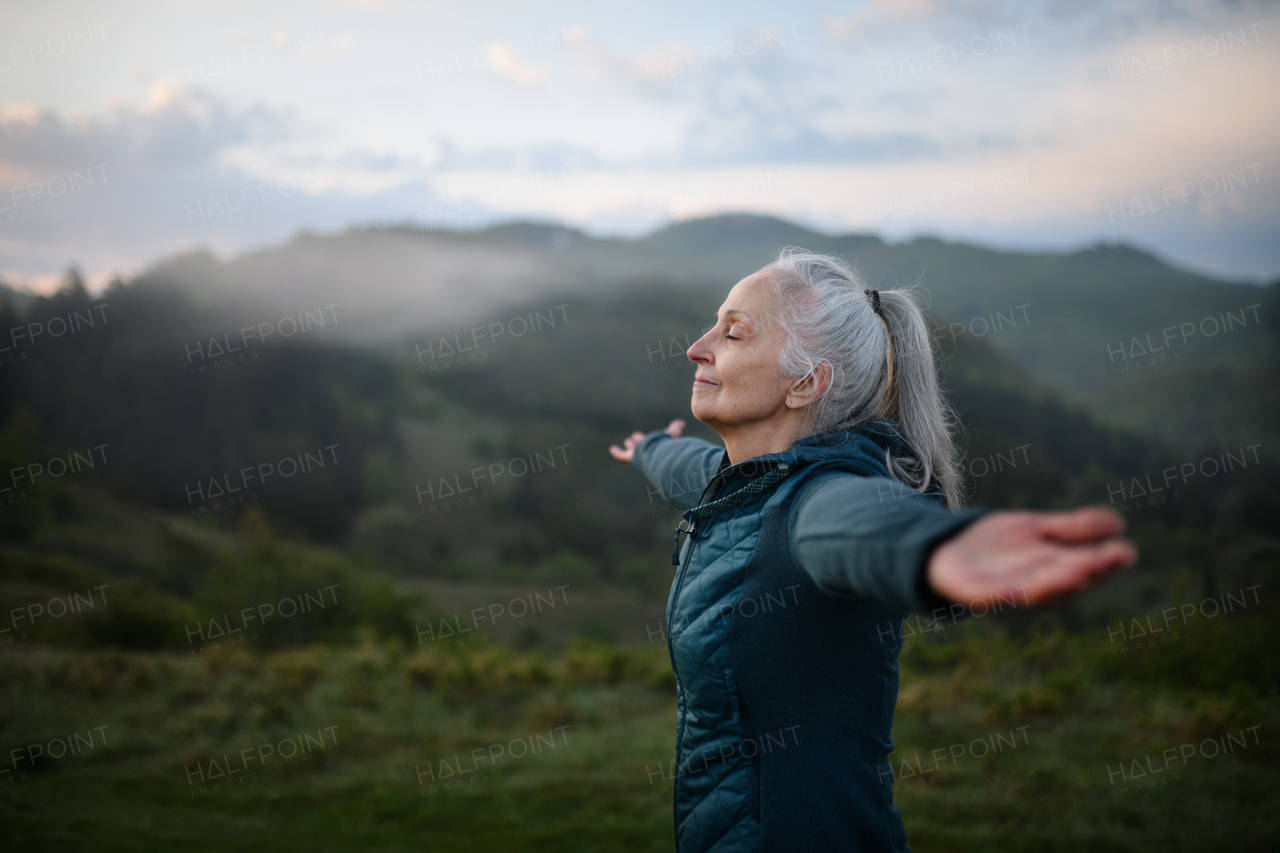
714, 419, 906, 471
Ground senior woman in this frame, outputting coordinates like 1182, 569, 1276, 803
609, 250, 1136, 853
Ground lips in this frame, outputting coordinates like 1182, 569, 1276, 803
693, 375, 718, 388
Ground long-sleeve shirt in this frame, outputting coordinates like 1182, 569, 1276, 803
632, 430, 985, 615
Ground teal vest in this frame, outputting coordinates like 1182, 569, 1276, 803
665, 423, 920, 852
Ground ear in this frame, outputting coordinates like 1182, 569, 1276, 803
785, 361, 831, 410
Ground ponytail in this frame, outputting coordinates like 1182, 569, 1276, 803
875, 287, 963, 508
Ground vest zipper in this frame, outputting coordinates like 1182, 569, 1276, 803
665, 456, 791, 704
664, 456, 790, 844
666, 464, 734, 820
666, 511, 698, 805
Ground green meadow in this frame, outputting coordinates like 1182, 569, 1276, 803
2, 535, 1275, 851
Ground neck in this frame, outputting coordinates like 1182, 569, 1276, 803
715, 412, 808, 465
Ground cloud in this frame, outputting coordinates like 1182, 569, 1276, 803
562, 24, 801, 94
0, 87, 460, 284
825, 0, 953, 43
552, 21, 959, 168
560, 25, 659, 89
0, 86, 283, 179
482, 42, 546, 88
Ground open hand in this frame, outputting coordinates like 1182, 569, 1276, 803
609, 419, 685, 463
926, 507, 1137, 609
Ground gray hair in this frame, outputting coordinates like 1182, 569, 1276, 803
763, 248, 963, 508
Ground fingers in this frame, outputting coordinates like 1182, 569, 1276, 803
1037, 507, 1125, 544
611, 423, 683, 462
1019, 540, 1138, 606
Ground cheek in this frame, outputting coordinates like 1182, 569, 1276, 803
742, 350, 780, 385
729, 357, 781, 401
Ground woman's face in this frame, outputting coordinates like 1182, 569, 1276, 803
686, 270, 794, 433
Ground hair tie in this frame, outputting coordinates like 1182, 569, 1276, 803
868, 287, 893, 399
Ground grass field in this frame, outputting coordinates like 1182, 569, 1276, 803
2, 585, 1277, 853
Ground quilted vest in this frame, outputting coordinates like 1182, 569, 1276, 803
664, 423, 922, 853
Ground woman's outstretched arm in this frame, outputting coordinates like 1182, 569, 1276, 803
793, 474, 1136, 615
610, 420, 726, 511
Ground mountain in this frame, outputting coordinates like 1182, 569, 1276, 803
0, 213, 1271, 607
136, 214, 1274, 451
2, 267, 1273, 605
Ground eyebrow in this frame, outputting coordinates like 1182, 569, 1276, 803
720, 309, 752, 323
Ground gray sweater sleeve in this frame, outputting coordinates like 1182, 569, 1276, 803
792, 474, 988, 615
630, 431, 726, 511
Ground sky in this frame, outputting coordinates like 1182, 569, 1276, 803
1, 0, 1278, 292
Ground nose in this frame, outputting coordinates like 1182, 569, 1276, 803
687, 330, 713, 365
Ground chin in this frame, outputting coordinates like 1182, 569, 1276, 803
689, 396, 714, 425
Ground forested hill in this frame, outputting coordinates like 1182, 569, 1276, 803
0, 259, 1273, 597
131, 215, 1278, 452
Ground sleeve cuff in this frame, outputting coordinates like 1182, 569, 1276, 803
912, 509, 989, 615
